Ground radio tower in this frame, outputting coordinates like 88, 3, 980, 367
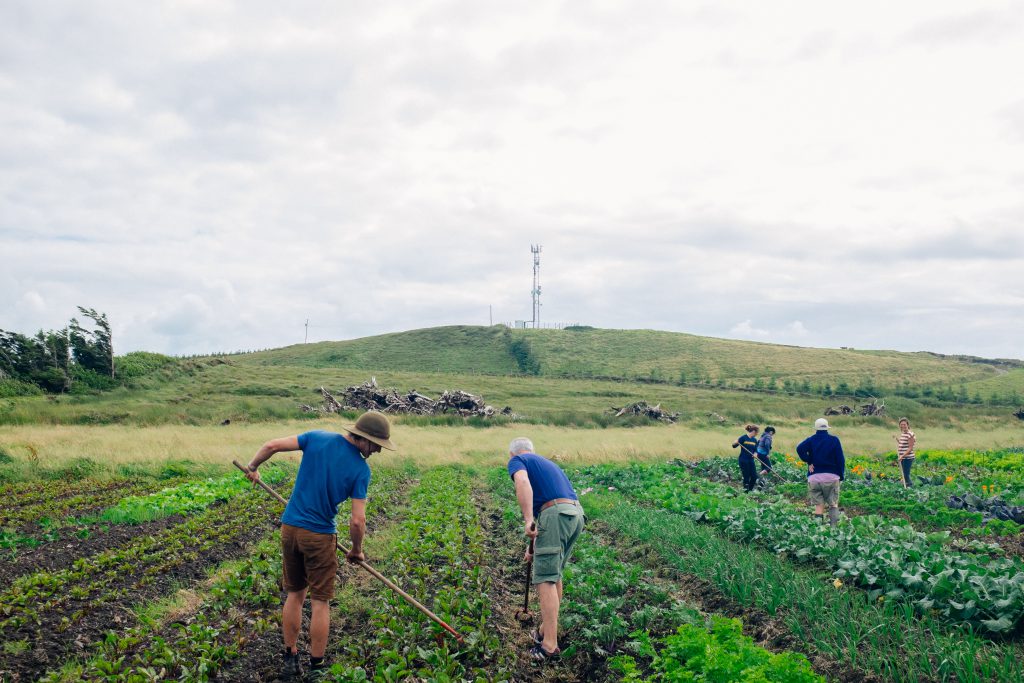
531, 245, 542, 328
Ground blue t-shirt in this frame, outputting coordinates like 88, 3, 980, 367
281, 431, 371, 535
507, 452, 577, 517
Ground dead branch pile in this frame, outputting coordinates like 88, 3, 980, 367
824, 405, 854, 416
824, 399, 886, 417
706, 412, 727, 423
610, 401, 680, 423
300, 378, 516, 418
859, 398, 886, 416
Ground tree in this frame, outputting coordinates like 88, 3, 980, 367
69, 307, 114, 378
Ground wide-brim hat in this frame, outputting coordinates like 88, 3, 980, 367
346, 411, 396, 451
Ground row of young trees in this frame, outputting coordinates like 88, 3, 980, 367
0, 307, 113, 393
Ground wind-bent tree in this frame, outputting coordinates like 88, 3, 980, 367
69, 307, 114, 378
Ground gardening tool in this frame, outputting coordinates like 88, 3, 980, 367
515, 522, 536, 623
896, 457, 909, 489
232, 460, 464, 643
757, 459, 788, 482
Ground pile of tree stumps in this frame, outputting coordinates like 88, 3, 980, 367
300, 378, 516, 418
824, 399, 886, 417
610, 401, 680, 423
823, 404, 855, 416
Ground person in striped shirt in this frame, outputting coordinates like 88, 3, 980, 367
895, 417, 916, 487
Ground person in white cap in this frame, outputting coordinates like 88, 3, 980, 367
796, 418, 845, 526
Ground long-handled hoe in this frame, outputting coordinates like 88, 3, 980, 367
232, 460, 464, 644
757, 460, 790, 483
515, 522, 536, 623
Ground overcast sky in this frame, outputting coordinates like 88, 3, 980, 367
2, 1, 1022, 359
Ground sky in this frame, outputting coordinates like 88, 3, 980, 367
2, 1, 1022, 359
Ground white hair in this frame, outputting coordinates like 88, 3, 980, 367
509, 437, 534, 455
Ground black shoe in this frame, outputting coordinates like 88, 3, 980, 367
308, 655, 331, 679
281, 650, 303, 680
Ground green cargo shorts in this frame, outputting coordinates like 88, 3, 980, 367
532, 502, 585, 585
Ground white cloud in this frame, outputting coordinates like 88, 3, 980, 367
0, 1, 1022, 358
730, 320, 770, 339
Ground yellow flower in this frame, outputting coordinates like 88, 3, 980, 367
878, 596, 885, 602
833, 578, 843, 588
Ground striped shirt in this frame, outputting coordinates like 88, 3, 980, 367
897, 430, 915, 459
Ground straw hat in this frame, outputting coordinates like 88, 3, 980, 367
346, 411, 396, 450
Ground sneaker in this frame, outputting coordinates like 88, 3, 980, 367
281, 649, 303, 680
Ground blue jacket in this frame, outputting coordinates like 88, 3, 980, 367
796, 431, 845, 480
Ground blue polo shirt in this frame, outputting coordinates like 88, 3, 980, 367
508, 452, 577, 517
281, 431, 370, 534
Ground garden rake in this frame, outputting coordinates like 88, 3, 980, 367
232, 460, 464, 643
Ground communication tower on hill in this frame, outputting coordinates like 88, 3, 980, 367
531, 245, 542, 328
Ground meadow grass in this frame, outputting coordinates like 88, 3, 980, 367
2, 420, 1020, 477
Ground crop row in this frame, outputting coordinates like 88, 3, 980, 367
42, 466, 412, 682
326, 468, 511, 681
481, 469, 824, 681
580, 463, 1024, 634
578, 486, 1024, 682
0, 477, 184, 531
97, 465, 289, 523
0, 478, 283, 638
690, 455, 1024, 538
0, 476, 136, 510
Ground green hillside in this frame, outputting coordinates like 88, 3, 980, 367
2, 325, 1021, 429
241, 325, 1021, 398
245, 326, 518, 374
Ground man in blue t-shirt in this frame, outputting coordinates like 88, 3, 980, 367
507, 437, 584, 661
245, 411, 395, 679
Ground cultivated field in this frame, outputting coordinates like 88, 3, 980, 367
1, 434, 1023, 681
2, 325, 1023, 681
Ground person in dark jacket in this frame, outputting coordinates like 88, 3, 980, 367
796, 418, 845, 526
732, 424, 760, 492
755, 426, 775, 478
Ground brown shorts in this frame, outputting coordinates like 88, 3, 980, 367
281, 524, 338, 601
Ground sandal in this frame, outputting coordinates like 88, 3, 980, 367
529, 643, 560, 661
530, 628, 543, 644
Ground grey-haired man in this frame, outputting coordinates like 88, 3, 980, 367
507, 437, 584, 661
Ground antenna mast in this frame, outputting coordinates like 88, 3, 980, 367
531, 244, 542, 328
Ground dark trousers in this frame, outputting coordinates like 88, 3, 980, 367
738, 456, 758, 491
900, 458, 914, 487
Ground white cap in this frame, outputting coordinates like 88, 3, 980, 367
814, 418, 829, 430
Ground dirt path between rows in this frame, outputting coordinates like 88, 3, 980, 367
0, 513, 188, 585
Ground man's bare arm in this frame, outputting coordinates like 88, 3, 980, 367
512, 470, 537, 538
245, 436, 300, 481
347, 498, 367, 562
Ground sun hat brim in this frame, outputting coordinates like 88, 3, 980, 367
346, 424, 396, 451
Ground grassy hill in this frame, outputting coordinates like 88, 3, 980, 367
243, 325, 1021, 398
1, 325, 1021, 430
